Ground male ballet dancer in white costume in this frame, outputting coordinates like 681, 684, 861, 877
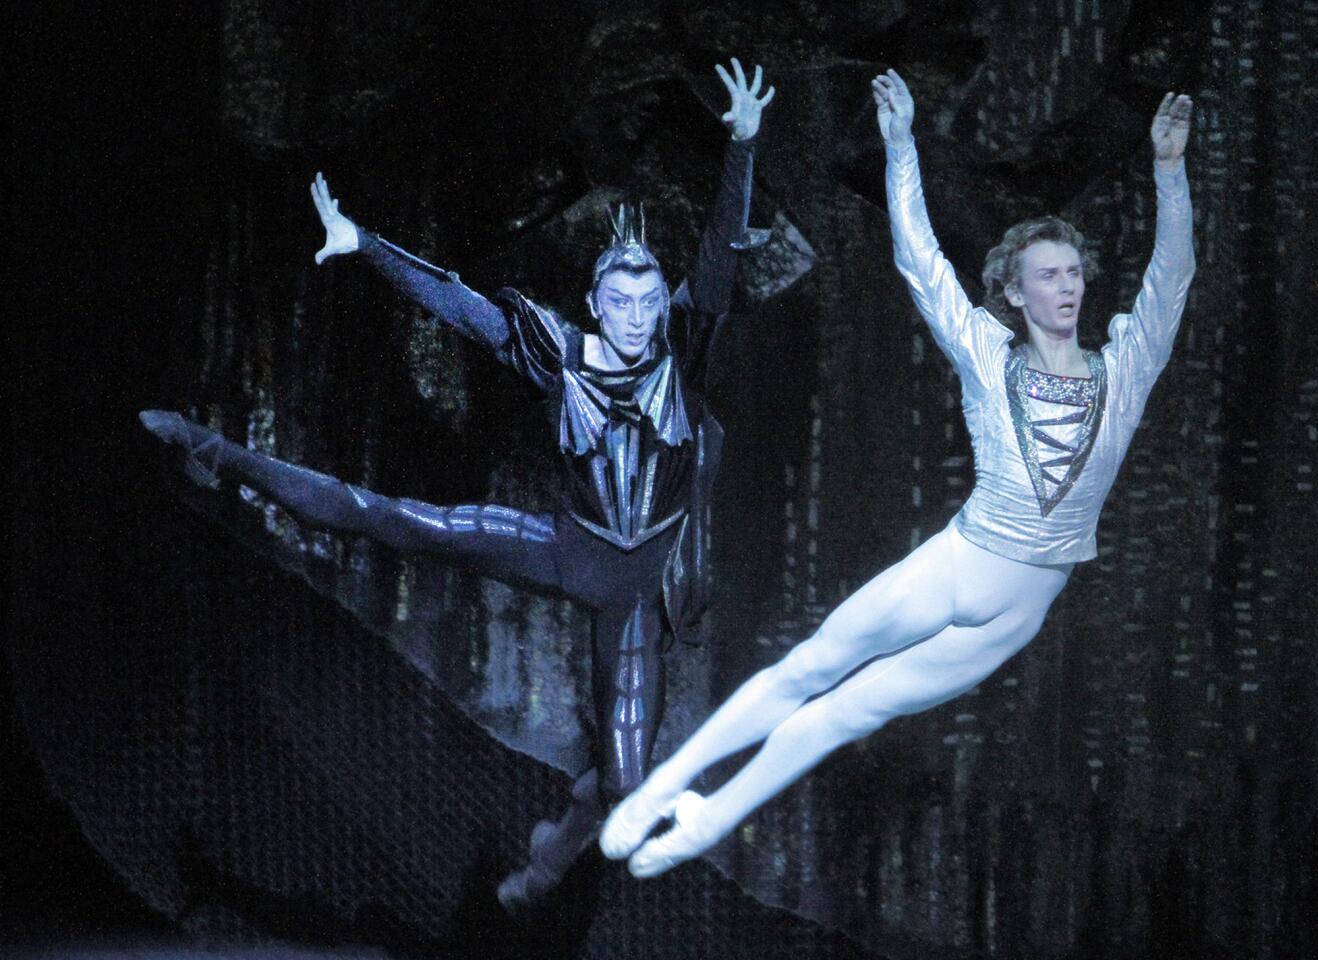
600, 69, 1195, 877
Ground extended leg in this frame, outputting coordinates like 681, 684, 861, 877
626, 542, 1070, 876
601, 526, 961, 857
141, 411, 561, 592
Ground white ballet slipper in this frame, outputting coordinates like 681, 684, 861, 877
626, 791, 713, 879
599, 783, 681, 860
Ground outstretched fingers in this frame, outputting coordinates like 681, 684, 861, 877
715, 59, 774, 139
716, 58, 774, 101
715, 62, 737, 98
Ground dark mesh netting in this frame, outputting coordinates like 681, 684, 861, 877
9, 486, 887, 959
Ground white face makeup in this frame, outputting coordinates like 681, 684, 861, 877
590, 268, 665, 364
1007, 241, 1086, 338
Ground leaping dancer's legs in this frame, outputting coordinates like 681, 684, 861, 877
628, 597, 1061, 876
603, 527, 1071, 875
602, 526, 959, 856
139, 413, 695, 901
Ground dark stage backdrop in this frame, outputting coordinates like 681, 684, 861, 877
8, 1, 1317, 958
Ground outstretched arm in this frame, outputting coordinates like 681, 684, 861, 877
874, 70, 1004, 388
682, 58, 774, 317
1107, 93, 1196, 411
309, 173, 562, 384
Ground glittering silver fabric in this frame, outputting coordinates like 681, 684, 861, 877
886, 139, 1195, 564
1020, 358, 1102, 407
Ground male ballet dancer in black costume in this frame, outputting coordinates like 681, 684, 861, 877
142, 57, 774, 910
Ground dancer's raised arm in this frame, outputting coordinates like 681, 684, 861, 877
682, 59, 773, 313
309, 171, 562, 388
1105, 93, 1196, 416
667, 59, 774, 375
874, 70, 1008, 392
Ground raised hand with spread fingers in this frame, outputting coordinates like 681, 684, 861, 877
716, 57, 775, 142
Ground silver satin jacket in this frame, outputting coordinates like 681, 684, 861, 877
886, 139, 1195, 565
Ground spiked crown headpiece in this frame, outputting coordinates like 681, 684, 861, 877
591, 199, 664, 289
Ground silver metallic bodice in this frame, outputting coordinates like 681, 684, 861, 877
560, 349, 694, 550
886, 139, 1195, 564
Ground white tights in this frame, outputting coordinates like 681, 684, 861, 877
602, 522, 1072, 873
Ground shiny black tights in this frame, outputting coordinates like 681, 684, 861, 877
161, 416, 672, 803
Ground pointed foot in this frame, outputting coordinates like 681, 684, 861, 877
626, 791, 712, 879
139, 409, 186, 445
496, 861, 560, 917
599, 784, 681, 860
